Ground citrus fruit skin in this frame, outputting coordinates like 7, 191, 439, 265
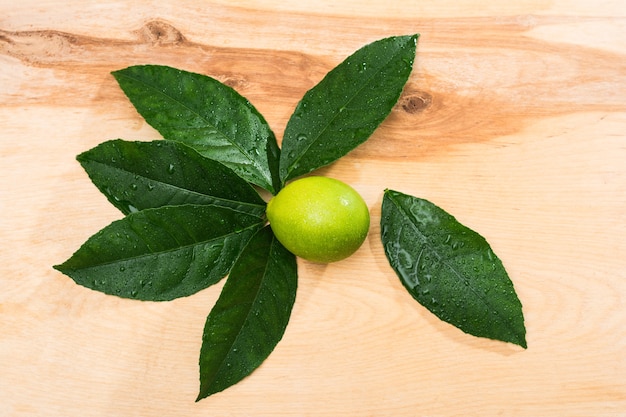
266, 176, 370, 263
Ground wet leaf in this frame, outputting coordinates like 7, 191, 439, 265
279, 34, 418, 185
77, 139, 266, 217
381, 189, 526, 348
54, 205, 264, 301
112, 65, 281, 194
197, 226, 297, 399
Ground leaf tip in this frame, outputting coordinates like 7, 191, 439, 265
52, 261, 70, 274
110, 68, 123, 80
75, 150, 88, 164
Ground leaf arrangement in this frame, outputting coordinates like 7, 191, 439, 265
54, 34, 526, 401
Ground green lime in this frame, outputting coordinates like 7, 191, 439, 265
266, 176, 370, 263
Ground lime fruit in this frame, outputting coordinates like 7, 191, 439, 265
266, 176, 370, 263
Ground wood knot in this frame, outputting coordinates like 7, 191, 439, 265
138, 20, 186, 46
217, 74, 249, 91
400, 91, 433, 114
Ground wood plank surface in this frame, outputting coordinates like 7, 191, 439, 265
1, 1, 625, 416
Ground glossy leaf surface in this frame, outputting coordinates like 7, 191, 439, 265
279, 34, 418, 184
54, 205, 264, 301
77, 139, 266, 217
381, 190, 526, 348
197, 226, 297, 400
112, 65, 281, 194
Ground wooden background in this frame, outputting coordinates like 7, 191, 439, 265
1, 1, 625, 416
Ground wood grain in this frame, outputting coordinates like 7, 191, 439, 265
1, 1, 625, 416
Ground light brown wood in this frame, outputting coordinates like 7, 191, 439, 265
1, 1, 625, 416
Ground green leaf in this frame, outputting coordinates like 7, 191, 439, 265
54, 205, 264, 301
279, 34, 418, 185
381, 190, 526, 348
197, 226, 297, 400
77, 139, 266, 217
112, 65, 281, 194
